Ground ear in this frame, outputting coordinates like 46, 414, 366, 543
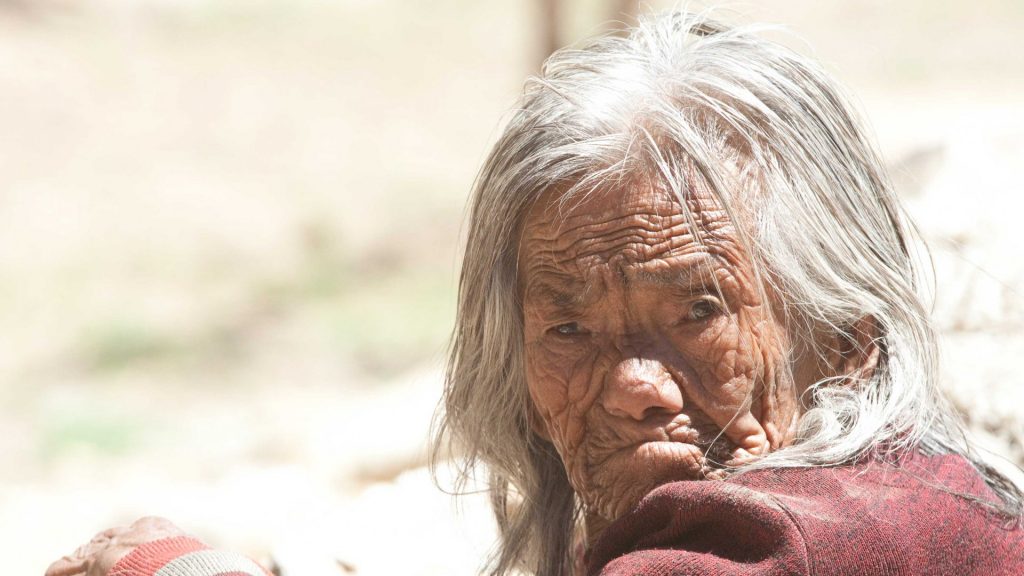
824, 316, 882, 385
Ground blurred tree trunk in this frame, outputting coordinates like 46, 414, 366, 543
536, 0, 640, 68
611, 0, 638, 29
538, 0, 562, 67
0, 0, 31, 13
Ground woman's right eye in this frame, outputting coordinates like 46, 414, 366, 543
550, 322, 584, 337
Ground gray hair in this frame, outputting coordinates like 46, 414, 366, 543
431, 10, 1023, 576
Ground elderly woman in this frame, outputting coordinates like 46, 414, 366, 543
49, 10, 1023, 576
433, 10, 1024, 576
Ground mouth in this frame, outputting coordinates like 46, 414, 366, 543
588, 434, 710, 477
633, 440, 707, 471
665, 423, 701, 444
590, 422, 734, 478
577, 418, 737, 521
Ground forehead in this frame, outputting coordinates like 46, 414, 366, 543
518, 183, 737, 294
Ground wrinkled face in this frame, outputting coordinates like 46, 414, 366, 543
519, 183, 805, 526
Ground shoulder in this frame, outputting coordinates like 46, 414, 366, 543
588, 474, 810, 575
588, 454, 1024, 576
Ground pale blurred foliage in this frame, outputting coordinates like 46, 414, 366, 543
0, 1, 1022, 574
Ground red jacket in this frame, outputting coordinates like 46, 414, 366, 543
587, 453, 1024, 575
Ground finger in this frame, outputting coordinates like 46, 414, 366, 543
130, 516, 177, 531
45, 556, 88, 576
128, 516, 187, 541
88, 533, 112, 545
96, 526, 125, 539
86, 547, 134, 576
73, 543, 95, 558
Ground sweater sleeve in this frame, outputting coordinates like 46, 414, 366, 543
587, 480, 809, 576
108, 536, 272, 576
587, 456, 1024, 576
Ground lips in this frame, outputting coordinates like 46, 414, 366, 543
633, 440, 706, 470
577, 412, 734, 512
589, 418, 734, 478
585, 423, 709, 477
665, 423, 701, 444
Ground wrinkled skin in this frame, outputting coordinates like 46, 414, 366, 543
519, 183, 815, 541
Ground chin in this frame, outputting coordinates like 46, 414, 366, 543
585, 441, 711, 522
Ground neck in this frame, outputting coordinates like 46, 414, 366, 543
583, 509, 612, 550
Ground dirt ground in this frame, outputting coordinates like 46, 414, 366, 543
1, 1, 1022, 574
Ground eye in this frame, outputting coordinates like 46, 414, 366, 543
550, 322, 586, 337
687, 299, 719, 321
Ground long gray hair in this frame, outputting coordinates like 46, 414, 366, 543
431, 10, 1023, 576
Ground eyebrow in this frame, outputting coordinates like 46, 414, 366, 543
523, 279, 589, 313
630, 267, 709, 289
523, 256, 724, 311
628, 256, 720, 290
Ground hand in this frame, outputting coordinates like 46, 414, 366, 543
45, 517, 188, 576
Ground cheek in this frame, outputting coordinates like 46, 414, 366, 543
524, 342, 605, 458
670, 309, 769, 419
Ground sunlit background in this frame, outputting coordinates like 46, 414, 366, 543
2, 1, 1022, 574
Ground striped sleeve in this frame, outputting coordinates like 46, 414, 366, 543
108, 536, 271, 576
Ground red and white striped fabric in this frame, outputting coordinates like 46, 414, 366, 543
108, 536, 271, 576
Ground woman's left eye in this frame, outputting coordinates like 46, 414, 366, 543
687, 299, 718, 321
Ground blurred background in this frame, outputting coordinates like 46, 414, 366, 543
1, 0, 1022, 574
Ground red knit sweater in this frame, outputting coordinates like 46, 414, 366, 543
587, 453, 1024, 575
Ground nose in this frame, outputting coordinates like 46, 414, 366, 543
601, 357, 684, 421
